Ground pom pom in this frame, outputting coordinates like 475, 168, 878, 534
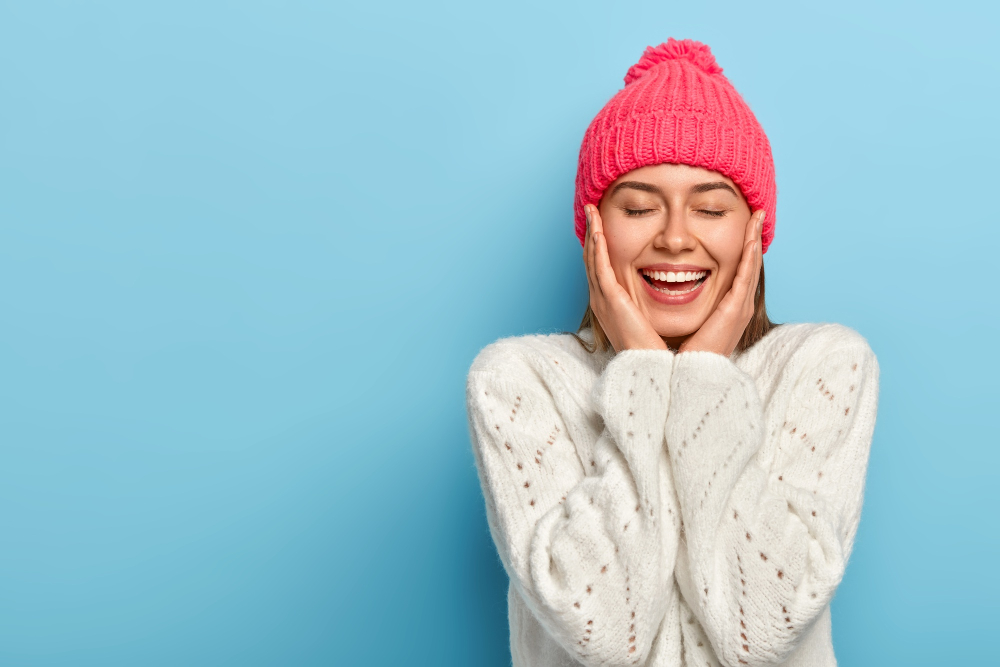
624, 38, 723, 85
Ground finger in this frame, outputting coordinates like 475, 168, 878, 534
590, 206, 610, 296
728, 210, 758, 300
735, 210, 763, 305
755, 210, 764, 256
751, 210, 765, 303
743, 207, 758, 247
594, 230, 619, 298
731, 236, 757, 304
589, 203, 604, 237
588, 207, 601, 297
583, 206, 598, 295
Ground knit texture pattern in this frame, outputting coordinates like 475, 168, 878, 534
465, 323, 878, 667
573, 38, 778, 253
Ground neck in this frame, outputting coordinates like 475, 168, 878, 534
662, 334, 691, 352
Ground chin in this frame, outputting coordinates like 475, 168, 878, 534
650, 316, 703, 340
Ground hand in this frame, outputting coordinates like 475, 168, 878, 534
679, 209, 765, 357
583, 204, 667, 352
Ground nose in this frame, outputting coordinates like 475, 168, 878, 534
652, 208, 697, 254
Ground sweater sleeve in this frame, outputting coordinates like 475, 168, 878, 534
663, 328, 879, 667
466, 341, 681, 667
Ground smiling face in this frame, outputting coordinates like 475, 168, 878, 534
597, 162, 753, 349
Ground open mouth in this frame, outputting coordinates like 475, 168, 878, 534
640, 268, 710, 295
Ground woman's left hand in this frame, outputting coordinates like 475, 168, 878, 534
679, 209, 765, 357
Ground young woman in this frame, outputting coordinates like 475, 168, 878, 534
466, 39, 878, 667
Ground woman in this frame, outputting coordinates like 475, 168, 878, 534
466, 38, 878, 667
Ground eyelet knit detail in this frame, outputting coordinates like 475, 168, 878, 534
466, 323, 878, 667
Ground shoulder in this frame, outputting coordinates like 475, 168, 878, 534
466, 330, 611, 417
467, 333, 544, 376
751, 321, 874, 359
467, 330, 593, 392
740, 322, 878, 383
468, 330, 603, 378
772, 322, 873, 357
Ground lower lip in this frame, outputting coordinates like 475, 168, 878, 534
639, 273, 709, 305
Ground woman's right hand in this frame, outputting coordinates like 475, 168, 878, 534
583, 204, 667, 353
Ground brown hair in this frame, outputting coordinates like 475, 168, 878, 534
571, 263, 778, 354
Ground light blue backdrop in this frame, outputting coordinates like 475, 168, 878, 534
1, 1, 997, 664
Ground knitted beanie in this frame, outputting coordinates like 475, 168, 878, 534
574, 38, 777, 253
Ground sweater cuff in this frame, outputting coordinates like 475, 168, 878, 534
670, 349, 754, 395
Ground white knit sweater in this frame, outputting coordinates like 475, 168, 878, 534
465, 323, 879, 667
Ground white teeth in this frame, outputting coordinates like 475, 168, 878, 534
642, 269, 707, 283
651, 281, 701, 295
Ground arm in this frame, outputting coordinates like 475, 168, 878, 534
466, 341, 680, 666
664, 328, 879, 666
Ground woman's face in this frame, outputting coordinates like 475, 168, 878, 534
597, 162, 753, 347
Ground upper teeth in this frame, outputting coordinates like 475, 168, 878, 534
642, 269, 707, 282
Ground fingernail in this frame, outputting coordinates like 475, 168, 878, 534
585, 206, 592, 225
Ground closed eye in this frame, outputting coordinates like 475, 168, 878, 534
624, 208, 655, 216
697, 209, 727, 217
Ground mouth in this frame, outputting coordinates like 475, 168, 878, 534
639, 268, 710, 295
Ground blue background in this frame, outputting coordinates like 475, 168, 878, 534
1, 1, 997, 664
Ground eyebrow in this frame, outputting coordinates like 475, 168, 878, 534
609, 180, 739, 197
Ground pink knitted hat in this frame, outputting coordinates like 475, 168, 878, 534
574, 38, 777, 253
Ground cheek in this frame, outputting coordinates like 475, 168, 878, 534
703, 224, 746, 280
602, 223, 647, 270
